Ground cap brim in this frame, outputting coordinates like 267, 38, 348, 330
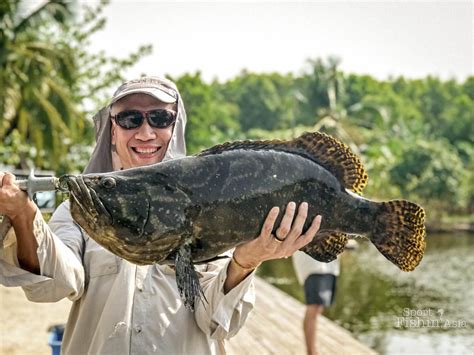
111, 87, 177, 104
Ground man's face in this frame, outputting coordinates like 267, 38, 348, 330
110, 93, 176, 169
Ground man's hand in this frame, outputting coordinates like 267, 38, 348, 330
0, 172, 35, 221
233, 202, 322, 269
224, 202, 321, 293
0, 172, 40, 274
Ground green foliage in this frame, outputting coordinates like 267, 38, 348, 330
168, 64, 472, 219
437, 93, 474, 150
220, 70, 298, 132
0, 0, 78, 170
172, 72, 240, 154
1, 2, 471, 219
463, 77, 474, 100
297, 57, 345, 125
0, 0, 151, 173
389, 139, 469, 210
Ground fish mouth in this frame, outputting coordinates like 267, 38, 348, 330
63, 175, 113, 225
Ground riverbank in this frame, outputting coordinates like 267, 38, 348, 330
426, 214, 474, 233
426, 222, 474, 234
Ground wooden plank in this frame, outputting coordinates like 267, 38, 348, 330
227, 277, 377, 355
0, 277, 376, 355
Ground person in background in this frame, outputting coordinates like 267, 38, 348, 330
0, 76, 323, 354
292, 250, 340, 355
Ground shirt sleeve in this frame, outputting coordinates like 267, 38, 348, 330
194, 254, 256, 340
0, 201, 85, 302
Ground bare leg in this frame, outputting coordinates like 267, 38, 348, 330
303, 304, 324, 355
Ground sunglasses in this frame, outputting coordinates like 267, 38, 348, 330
111, 109, 177, 129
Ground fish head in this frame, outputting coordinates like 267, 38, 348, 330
62, 172, 149, 240
61, 171, 192, 264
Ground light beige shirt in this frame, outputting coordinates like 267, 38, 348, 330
0, 201, 255, 354
292, 250, 340, 285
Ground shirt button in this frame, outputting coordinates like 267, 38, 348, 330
134, 325, 142, 333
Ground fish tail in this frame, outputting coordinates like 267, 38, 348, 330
371, 200, 426, 271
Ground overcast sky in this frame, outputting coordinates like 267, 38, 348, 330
88, 0, 472, 82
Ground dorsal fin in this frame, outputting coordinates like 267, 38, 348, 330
291, 132, 368, 193
198, 131, 368, 193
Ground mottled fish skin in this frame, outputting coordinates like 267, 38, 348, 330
67, 149, 378, 265
67, 171, 193, 265
161, 150, 378, 262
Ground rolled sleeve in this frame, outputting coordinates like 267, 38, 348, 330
0, 213, 50, 287
0, 202, 85, 302
195, 257, 256, 340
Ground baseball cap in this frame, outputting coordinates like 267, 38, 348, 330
110, 76, 178, 105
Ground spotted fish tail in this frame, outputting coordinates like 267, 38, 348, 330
371, 200, 426, 271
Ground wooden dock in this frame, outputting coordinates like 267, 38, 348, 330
227, 277, 377, 355
1, 277, 376, 355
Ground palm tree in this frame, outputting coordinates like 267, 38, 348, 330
303, 57, 388, 154
0, 0, 81, 169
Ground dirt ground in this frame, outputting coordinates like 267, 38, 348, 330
0, 286, 70, 355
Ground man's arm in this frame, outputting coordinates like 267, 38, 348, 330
1, 172, 86, 302
10, 201, 40, 274
0, 172, 40, 273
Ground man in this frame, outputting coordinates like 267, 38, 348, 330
292, 251, 340, 355
0, 76, 322, 354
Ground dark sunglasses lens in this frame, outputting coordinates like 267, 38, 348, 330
148, 110, 176, 128
116, 111, 143, 129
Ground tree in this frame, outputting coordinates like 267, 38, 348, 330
0, 0, 77, 169
297, 57, 339, 122
0, 0, 151, 173
220, 71, 297, 132
173, 72, 240, 154
300, 57, 388, 154
389, 138, 470, 212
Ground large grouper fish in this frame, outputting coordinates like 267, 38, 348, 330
61, 131, 426, 310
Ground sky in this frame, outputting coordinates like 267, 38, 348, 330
87, 0, 473, 82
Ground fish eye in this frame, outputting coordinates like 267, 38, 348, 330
101, 177, 116, 189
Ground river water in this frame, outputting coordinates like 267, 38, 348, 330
257, 233, 474, 354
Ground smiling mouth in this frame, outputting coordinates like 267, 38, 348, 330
132, 147, 160, 155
